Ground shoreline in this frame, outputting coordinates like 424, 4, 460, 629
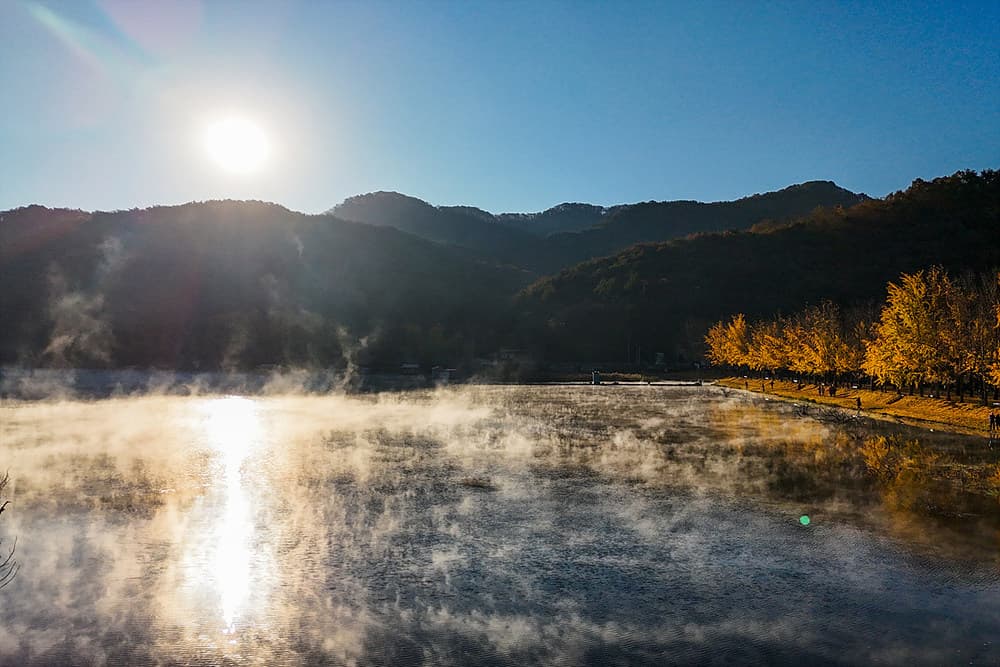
717, 377, 995, 439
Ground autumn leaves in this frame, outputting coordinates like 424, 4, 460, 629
706, 268, 1000, 398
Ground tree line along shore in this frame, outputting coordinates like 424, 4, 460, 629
717, 376, 995, 435
706, 266, 1000, 435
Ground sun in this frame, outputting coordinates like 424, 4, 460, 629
204, 117, 269, 173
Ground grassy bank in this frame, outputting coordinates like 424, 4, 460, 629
718, 377, 996, 436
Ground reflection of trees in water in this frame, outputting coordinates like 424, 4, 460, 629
860, 434, 1000, 512
492, 387, 999, 524
861, 435, 949, 514
750, 425, 999, 519
628, 398, 1000, 557
854, 434, 1000, 560
0, 470, 19, 589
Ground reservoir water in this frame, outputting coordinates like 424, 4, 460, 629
1, 385, 997, 665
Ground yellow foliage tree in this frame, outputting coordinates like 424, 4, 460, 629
746, 318, 788, 373
863, 267, 960, 393
783, 302, 854, 378
705, 313, 749, 367
987, 273, 1000, 388
705, 268, 996, 398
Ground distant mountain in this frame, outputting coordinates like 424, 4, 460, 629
331, 194, 609, 239
4, 171, 992, 372
327, 182, 866, 272
328, 192, 540, 269
515, 170, 999, 363
535, 181, 868, 268
0, 201, 529, 370
497, 203, 613, 236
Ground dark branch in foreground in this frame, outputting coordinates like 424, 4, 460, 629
0, 537, 19, 589
0, 470, 18, 589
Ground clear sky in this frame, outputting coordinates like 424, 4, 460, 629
1, 0, 997, 214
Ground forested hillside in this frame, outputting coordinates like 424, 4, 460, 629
329, 181, 865, 272
535, 180, 866, 269
517, 170, 999, 364
329, 192, 541, 269
0, 201, 527, 370
2, 170, 995, 372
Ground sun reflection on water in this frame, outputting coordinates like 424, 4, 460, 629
198, 396, 263, 635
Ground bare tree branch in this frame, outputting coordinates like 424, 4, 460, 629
0, 469, 18, 590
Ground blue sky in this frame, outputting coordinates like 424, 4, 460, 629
1, 0, 997, 213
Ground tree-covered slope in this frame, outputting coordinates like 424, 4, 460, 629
3, 170, 991, 372
496, 203, 612, 236
536, 180, 867, 268
327, 182, 866, 272
517, 170, 999, 363
329, 192, 541, 267
0, 201, 529, 369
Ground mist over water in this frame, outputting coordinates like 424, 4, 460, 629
1, 384, 998, 666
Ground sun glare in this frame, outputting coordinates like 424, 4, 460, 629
204, 117, 269, 173
196, 395, 264, 634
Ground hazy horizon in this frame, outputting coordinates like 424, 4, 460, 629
1, 177, 866, 217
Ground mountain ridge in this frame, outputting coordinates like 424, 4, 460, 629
0, 200, 529, 370
516, 169, 998, 363
3, 170, 992, 371
326, 181, 866, 272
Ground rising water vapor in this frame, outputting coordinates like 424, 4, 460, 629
0, 384, 997, 665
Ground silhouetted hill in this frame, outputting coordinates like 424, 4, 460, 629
535, 181, 868, 268
328, 182, 866, 272
4, 171, 992, 372
516, 170, 999, 364
329, 192, 540, 268
497, 203, 612, 236
0, 201, 529, 370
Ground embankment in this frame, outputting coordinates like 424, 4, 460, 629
717, 377, 995, 436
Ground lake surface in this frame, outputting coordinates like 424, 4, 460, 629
1, 385, 998, 665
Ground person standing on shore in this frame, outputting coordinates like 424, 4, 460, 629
856, 397, 862, 412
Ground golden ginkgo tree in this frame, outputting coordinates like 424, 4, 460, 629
862, 267, 995, 398
862, 268, 956, 393
784, 302, 857, 379
705, 266, 1000, 401
705, 313, 750, 368
747, 318, 788, 374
